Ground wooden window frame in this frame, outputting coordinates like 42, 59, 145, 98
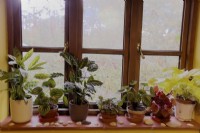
6, 0, 198, 98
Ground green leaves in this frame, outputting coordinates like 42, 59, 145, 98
21, 48, 33, 64
28, 55, 46, 71
31, 87, 43, 95
34, 73, 50, 79
50, 73, 64, 78
38, 104, 50, 116
50, 88, 63, 99
63, 96, 68, 106
42, 78, 56, 88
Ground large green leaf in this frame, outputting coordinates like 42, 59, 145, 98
50, 73, 64, 78
38, 104, 50, 116
43, 78, 56, 88
31, 87, 43, 95
21, 48, 33, 63
34, 73, 50, 79
28, 62, 46, 70
28, 56, 40, 70
63, 96, 68, 106
87, 80, 103, 86
79, 57, 88, 69
50, 88, 63, 99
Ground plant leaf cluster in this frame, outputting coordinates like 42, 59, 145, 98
31, 73, 64, 116
148, 67, 200, 103
60, 51, 103, 105
0, 48, 45, 100
98, 96, 122, 115
119, 80, 153, 110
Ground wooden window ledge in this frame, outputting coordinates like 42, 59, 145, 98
1, 116, 200, 131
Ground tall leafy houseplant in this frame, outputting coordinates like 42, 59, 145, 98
148, 67, 200, 121
31, 73, 64, 121
60, 48, 103, 122
119, 81, 152, 123
0, 48, 45, 123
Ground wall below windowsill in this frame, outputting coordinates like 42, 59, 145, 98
1, 115, 200, 131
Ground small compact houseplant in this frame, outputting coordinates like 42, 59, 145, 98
0, 48, 45, 123
150, 86, 174, 122
98, 96, 122, 123
60, 47, 103, 122
31, 73, 64, 122
149, 67, 200, 121
119, 81, 152, 123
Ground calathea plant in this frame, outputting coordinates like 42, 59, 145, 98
31, 73, 64, 117
0, 48, 45, 100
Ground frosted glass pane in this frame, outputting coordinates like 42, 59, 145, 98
83, 54, 122, 101
21, 0, 65, 47
83, 0, 125, 49
142, 0, 183, 50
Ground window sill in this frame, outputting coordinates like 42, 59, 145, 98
1, 115, 200, 131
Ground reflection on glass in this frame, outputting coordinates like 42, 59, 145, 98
83, 0, 125, 49
139, 56, 179, 84
83, 54, 122, 101
142, 0, 183, 50
21, 0, 65, 47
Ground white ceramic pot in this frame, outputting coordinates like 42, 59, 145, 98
10, 97, 33, 123
175, 99, 196, 121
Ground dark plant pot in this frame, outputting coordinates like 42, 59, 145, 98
151, 110, 171, 123
126, 106, 146, 123
99, 112, 117, 123
69, 101, 89, 122
39, 104, 58, 122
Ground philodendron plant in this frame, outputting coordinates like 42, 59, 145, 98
0, 48, 45, 100
31, 73, 64, 116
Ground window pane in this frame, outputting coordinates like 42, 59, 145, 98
83, 54, 122, 101
24, 53, 64, 88
21, 0, 65, 47
83, 0, 125, 49
142, 0, 183, 50
139, 56, 179, 84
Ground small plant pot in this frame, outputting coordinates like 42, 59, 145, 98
151, 110, 171, 123
99, 112, 117, 123
126, 106, 146, 123
175, 98, 196, 121
10, 97, 33, 123
39, 104, 58, 122
69, 101, 89, 122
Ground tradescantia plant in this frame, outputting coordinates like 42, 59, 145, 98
31, 73, 64, 116
0, 48, 45, 100
148, 67, 200, 103
60, 47, 103, 105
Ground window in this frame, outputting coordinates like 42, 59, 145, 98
6, 0, 198, 102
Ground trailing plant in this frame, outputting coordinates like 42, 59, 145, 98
98, 96, 122, 115
60, 47, 103, 105
31, 73, 64, 116
0, 48, 45, 100
148, 67, 200, 103
119, 80, 153, 111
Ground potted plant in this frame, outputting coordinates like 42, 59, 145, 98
119, 81, 152, 123
0, 48, 45, 123
31, 73, 64, 122
150, 86, 174, 122
149, 67, 200, 121
97, 96, 122, 123
60, 48, 103, 122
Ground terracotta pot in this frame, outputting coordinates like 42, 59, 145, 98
39, 104, 58, 122
99, 113, 117, 123
126, 106, 146, 123
175, 98, 196, 121
69, 101, 89, 122
10, 97, 33, 123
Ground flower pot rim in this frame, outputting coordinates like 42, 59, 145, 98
176, 98, 196, 104
69, 100, 89, 106
10, 96, 32, 101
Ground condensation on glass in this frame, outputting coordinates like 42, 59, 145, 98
83, 0, 125, 49
141, 0, 183, 50
21, 0, 65, 47
139, 56, 179, 84
83, 54, 122, 101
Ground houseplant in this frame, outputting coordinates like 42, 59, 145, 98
150, 86, 174, 122
119, 81, 152, 123
0, 48, 45, 123
98, 96, 122, 123
148, 67, 200, 121
31, 72, 64, 122
60, 48, 103, 122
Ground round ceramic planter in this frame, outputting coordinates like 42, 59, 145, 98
69, 101, 89, 122
10, 97, 33, 123
175, 99, 196, 121
126, 106, 146, 123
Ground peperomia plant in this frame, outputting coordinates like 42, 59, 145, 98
98, 96, 122, 115
60, 47, 103, 105
0, 48, 45, 100
148, 67, 200, 103
31, 73, 64, 116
